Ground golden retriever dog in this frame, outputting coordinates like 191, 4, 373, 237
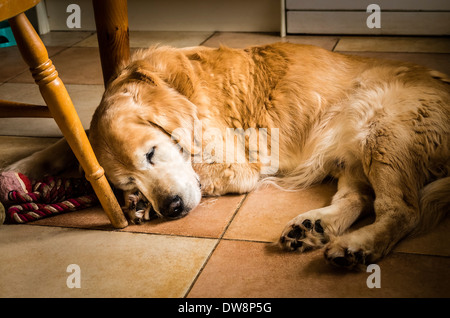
7, 42, 450, 269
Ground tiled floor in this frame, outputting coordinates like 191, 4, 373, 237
0, 31, 449, 298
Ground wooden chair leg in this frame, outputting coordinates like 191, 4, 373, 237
92, 0, 130, 86
9, 13, 128, 229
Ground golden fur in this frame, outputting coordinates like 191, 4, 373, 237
8, 42, 450, 269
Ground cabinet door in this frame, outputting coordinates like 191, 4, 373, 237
285, 0, 450, 35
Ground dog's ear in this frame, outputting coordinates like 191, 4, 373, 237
161, 63, 195, 98
128, 59, 195, 98
143, 93, 202, 157
128, 60, 164, 86
126, 60, 200, 155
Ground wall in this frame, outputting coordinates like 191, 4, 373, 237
45, 0, 281, 32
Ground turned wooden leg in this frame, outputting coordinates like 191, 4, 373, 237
92, 0, 130, 86
9, 13, 128, 229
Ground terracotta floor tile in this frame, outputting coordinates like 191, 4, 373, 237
122, 194, 245, 238
335, 37, 450, 53
40, 31, 94, 47
11, 47, 104, 85
203, 32, 339, 50
51, 47, 104, 85
30, 206, 114, 230
188, 240, 450, 298
223, 183, 337, 242
32, 195, 245, 238
339, 52, 450, 76
394, 217, 450, 257
0, 46, 27, 83
0, 225, 217, 297
0, 83, 104, 137
330, 214, 450, 258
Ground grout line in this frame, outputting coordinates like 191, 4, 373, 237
331, 38, 341, 52
183, 193, 248, 298
4, 69, 32, 84
199, 31, 218, 46
69, 31, 96, 47
4, 46, 72, 85
219, 237, 273, 244
392, 250, 450, 259
182, 235, 221, 298
4, 31, 95, 85
218, 193, 248, 239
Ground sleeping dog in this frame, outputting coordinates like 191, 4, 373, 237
8, 42, 450, 269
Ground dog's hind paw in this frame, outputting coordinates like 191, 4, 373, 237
324, 237, 373, 270
279, 214, 330, 252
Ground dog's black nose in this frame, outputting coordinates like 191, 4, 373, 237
162, 195, 185, 219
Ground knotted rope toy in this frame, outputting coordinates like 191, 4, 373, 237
0, 171, 98, 224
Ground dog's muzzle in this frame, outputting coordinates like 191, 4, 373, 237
133, 193, 189, 220
161, 195, 186, 219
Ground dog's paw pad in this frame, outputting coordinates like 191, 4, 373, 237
314, 220, 324, 233
302, 219, 313, 229
287, 225, 305, 240
324, 243, 369, 270
279, 217, 329, 252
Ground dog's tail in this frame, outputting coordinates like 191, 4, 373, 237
414, 176, 450, 235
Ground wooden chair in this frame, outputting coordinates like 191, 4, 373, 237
0, 0, 128, 228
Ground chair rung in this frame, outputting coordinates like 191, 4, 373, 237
0, 100, 52, 118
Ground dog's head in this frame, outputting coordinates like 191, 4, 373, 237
89, 58, 201, 221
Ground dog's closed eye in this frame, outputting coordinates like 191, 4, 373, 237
146, 146, 156, 164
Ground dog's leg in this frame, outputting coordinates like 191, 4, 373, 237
279, 171, 374, 252
194, 162, 261, 196
4, 137, 77, 180
324, 162, 420, 269
122, 190, 155, 224
122, 191, 144, 224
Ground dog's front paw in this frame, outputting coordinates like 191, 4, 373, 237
123, 192, 150, 225
279, 213, 330, 252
